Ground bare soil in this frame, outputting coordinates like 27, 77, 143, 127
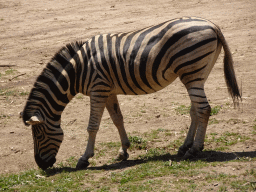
0, 0, 255, 181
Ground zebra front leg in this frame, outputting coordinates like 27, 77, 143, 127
106, 94, 130, 161
178, 103, 198, 156
76, 94, 108, 170
182, 87, 211, 159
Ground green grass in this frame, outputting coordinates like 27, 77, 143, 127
209, 118, 220, 125
128, 135, 147, 150
0, 114, 10, 119
0, 126, 254, 191
0, 69, 17, 79
253, 124, 256, 135
210, 105, 222, 115
205, 131, 251, 152
0, 89, 29, 97
175, 105, 190, 115
168, 139, 184, 151
1, 155, 255, 191
4, 69, 16, 75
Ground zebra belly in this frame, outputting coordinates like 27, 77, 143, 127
113, 70, 178, 95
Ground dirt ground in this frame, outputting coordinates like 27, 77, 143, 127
0, 0, 255, 178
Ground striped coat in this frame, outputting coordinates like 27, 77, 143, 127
22, 17, 240, 170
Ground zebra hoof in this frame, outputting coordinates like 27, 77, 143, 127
76, 158, 90, 170
182, 151, 195, 160
116, 151, 129, 161
182, 148, 198, 160
177, 145, 189, 157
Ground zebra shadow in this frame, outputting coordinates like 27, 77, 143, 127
44, 150, 256, 176
87, 150, 256, 171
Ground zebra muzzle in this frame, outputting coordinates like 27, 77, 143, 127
35, 154, 56, 170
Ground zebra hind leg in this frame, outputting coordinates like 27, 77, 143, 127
106, 94, 130, 161
76, 94, 108, 170
178, 103, 198, 156
180, 86, 211, 159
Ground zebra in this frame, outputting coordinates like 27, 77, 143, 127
21, 17, 241, 170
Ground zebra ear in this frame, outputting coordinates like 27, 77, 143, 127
26, 115, 44, 125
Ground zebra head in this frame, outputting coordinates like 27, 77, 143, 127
21, 111, 64, 170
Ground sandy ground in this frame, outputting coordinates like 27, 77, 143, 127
0, 0, 255, 176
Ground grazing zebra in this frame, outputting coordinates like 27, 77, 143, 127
21, 17, 240, 170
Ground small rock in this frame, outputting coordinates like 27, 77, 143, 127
36, 175, 45, 179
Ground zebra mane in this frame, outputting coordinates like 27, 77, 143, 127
51, 41, 85, 63
24, 41, 86, 121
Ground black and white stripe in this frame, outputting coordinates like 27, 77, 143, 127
22, 17, 241, 170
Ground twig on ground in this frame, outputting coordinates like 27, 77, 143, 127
9, 73, 26, 81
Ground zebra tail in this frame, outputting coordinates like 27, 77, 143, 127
216, 27, 241, 106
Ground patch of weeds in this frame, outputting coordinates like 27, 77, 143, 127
0, 89, 29, 97
215, 146, 230, 151
210, 105, 222, 115
252, 124, 256, 135
2, 154, 255, 192
97, 141, 120, 159
230, 180, 253, 191
175, 105, 190, 115
205, 172, 231, 184
227, 118, 241, 124
0, 169, 39, 191
218, 185, 228, 191
157, 128, 170, 133
4, 69, 16, 75
89, 160, 97, 167
56, 156, 78, 168
250, 182, 256, 191
143, 129, 161, 141
19, 91, 30, 96
98, 186, 111, 191
168, 139, 183, 151
99, 141, 120, 149
0, 89, 16, 96
111, 161, 171, 185
174, 177, 200, 190
143, 128, 171, 142
209, 118, 219, 125
0, 114, 10, 119
242, 168, 256, 178
95, 149, 106, 159
0, 166, 87, 191
206, 131, 250, 150
188, 182, 197, 190
131, 112, 142, 118
224, 131, 250, 142
140, 148, 167, 160
119, 179, 163, 192
129, 135, 147, 150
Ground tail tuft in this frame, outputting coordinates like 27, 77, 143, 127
216, 26, 241, 106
